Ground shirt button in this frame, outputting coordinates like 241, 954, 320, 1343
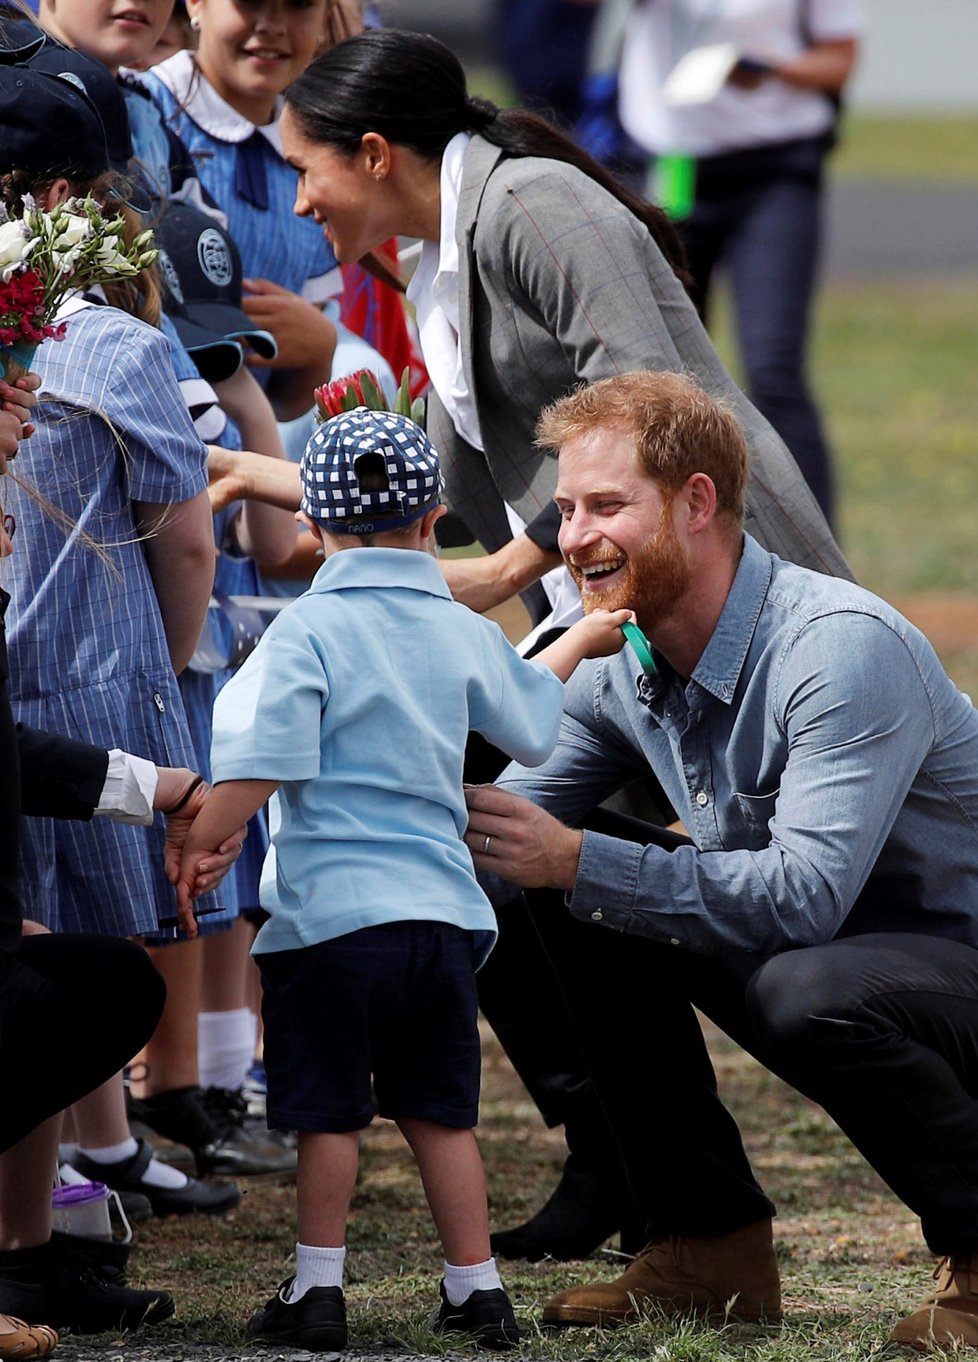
591, 910, 604, 922
670, 937, 681, 946
695, 790, 709, 807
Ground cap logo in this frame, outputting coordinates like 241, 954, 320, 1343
197, 227, 232, 287
158, 249, 184, 305
56, 71, 88, 95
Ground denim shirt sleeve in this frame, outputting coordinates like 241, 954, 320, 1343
566, 612, 939, 957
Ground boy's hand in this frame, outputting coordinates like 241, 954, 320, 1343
574, 608, 635, 658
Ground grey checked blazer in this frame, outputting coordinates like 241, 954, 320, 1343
426, 137, 851, 623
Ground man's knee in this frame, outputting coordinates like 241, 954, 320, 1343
745, 946, 851, 1059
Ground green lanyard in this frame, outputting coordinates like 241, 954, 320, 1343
622, 621, 658, 678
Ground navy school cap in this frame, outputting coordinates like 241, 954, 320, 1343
28, 41, 153, 213
0, 10, 45, 61
0, 64, 110, 181
155, 201, 277, 383
300, 408, 444, 534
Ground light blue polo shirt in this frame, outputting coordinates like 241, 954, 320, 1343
211, 548, 565, 959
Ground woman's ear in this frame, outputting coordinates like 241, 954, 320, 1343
361, 132, 392, 181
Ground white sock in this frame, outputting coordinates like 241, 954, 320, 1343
58, 1143, 80, 1165
198, 1008, 257, 1091
78, 1139, 136, 1164
78, 1139, 188, 1191
289, 1244, 345, 1301
443, 1257, 502, 1306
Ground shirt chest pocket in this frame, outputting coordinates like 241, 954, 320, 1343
731, 788, 780, 850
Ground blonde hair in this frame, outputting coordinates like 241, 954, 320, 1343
0, 171, 161, 327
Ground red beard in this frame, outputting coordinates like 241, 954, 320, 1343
569, 509, 693, 634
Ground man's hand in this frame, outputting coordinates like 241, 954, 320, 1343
464, 784, 583, 891
241, 279, 337, 370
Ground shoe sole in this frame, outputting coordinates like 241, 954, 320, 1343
69, 1293, 176, 1335
542, 1302, 783, 1328
249, 1323, 348, 1350
145, 1189, 241, 1217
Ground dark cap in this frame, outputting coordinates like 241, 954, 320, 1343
155, 201, 277, 383
0, 12, 45, 62
300, 408, 444, 533
28, 42, 153, 213
0, 64, 110, 181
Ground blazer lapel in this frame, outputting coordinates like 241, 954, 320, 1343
454, 135, 504, 400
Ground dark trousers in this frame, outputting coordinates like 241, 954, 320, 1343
680, 155, 834, 524
0, 934, 166, 1153
480, 815, 978, 1255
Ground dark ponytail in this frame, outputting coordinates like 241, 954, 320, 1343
285, 29, 690, 284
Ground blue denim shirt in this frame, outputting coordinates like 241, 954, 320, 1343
498, 535, 978, 961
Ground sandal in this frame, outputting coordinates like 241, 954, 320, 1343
0, 1314, 58, 1360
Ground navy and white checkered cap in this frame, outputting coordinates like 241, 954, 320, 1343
300, 407, 444, 533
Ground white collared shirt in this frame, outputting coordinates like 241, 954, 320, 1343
406, 133, 583, 649
407, 132, 484, 454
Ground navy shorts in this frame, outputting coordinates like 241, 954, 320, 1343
258, 921, 482, 1133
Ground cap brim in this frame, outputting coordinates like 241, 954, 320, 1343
0, 20, 46, 62
182, 300, 279, 360
108, 166, 154, 215
165, 310, 244, 383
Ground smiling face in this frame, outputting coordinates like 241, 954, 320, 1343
281, 108, 389, 263
39, 0, 175, 72
189, 0, 326, 125
556, 425, 694, 634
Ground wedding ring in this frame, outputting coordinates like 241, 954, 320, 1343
483, 835, 493, 855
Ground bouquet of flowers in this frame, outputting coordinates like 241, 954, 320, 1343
0, 195, 158, 383
314, 366, 426, 426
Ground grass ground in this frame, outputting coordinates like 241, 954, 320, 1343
117, 114, 977, 1357
125, 1021, 934, 1359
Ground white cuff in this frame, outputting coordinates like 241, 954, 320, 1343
94, 750, 158, 825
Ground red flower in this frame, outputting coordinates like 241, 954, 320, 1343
313, 368, 385, 421
0, 266, 67, 350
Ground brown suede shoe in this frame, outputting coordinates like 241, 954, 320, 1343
542, 1219, 782, 1327
890, 1255, 978, 1350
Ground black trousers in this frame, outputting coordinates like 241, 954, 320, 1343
0, 934, 166, 1154
479, 815, 978, 1256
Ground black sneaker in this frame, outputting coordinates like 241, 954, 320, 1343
0, 1258, 174, 1335
50, 1229, 131, 1285
433, 1282, 520, 1350
248, 1277, 348, 1351
69, 1140, 241, 1217
129, 1085, 296, 1179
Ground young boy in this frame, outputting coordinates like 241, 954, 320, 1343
176, 408, 630, 1351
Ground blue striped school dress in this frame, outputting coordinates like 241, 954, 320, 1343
4, 302, 208, 936
139, 53, 342, 306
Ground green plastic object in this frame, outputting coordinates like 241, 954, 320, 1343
654, 154, 697, 220
621, 621, 657, 677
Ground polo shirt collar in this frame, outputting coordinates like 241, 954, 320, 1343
151, 50, 283, 147
310, 547, 453, 600
690, 534, 772, 704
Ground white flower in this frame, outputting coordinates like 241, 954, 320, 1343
52, 214, 92, 254
0, 220, 33, 282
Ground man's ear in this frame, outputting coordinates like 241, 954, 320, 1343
297, 510, 322, 536
682, 473, 718, 535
